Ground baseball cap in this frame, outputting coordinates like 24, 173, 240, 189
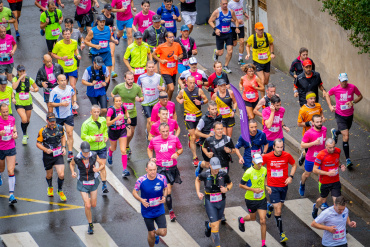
80, 141, 91, 153
217, 79, 227, 86
17, 65, 26, 71
0, 75, 7, 85
133, 31, 143, 39
252, 154, 263, 164
210, 157, 222, 170
152, 15, 161, 22
46, 112, 56, 122
96, 14, 106, 22
104, 3, 112, 10
189, 57, 197, 65
181, 25, 189, 31
94, 56, 105, 66
255, 22, 264, 30
302, 59, 312, 67
338, 73, 348, 82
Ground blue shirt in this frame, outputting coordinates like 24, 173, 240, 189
235, 130, 268, 168
215, 7, 232, 34
91, 26, 111, 55
84, 66, 108, 97
157, 4, 180, 34
135, 174, 167, 218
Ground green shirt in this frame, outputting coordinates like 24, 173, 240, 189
40, 9, 63, 40
111, 83, 143, 118
52, 39, 78, 73
0, 7, 13, 31
12, 77, 35, 106
0, 86, 13, 115
81, 116, 108, 151
241, 166, 267, 200
124, 41, 151, 69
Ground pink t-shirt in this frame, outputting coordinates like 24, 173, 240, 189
107, 106, 127, 130
302, 126, 327, 162
328, 84, 361, 117
150, 119, 178, 137
76, 0, 92, 15
262, 106, 285, 141
178, 38, 197, 65
133, 10, 156, 33
0, 34, 16, 65
45, 64, 56, 84
37, 0, 57, 8
148, 134, 182, 167
111, 0, 133, 21
151, 101, 176, 122
0, 116, 15, 150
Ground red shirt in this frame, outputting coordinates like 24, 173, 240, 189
262, 151, 295, 187
314, 147, 341, 184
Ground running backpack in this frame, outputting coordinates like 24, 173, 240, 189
253, 32, 269, 49
44, 10, 59, 26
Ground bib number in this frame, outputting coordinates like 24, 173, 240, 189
95, 134, 103, 142
185, 0, 195, 3
221, 26, 230, 33
47, 73, 56, 82
269, 126, 280, 133
52, 146, 62, 157
167, 62, 176, 68
333, 230, 345, 240
182, 59, 189, 66
235, 8, 243, 17
0, 53, 10, 62
99, 41, 108, 48
0, 43, 6, 51
313, 151, 318, 157
340, 104, 351, 110
165, 21, 174, 28
78, 3, 87, 9
271, 169, 283, 178
51, 29, 60, 36
144, 88, 155, 96
123, 103, 134, 110
19, 92, 30, 100
253, 191, 264, 199
61, 96, 71, 104
246, 92, 256, 99
122, 0, 130, 7
94, 81, 104, 89
134, 67, 145, 75
219, 167, 228, 173
210, 193, 222, 203
185, 113, 196, 122
83, 180, 95, 186
65, 59, 74, 66
0, 98, 9, 105
219, 107, 230, 115
1, 134, 11, 141
115, 114, 124, 126
162, 160, 173, 167
251, 149, 261, 155
329, 168, 338, 176
258, 53, 268, 60
149, 197, 160, 207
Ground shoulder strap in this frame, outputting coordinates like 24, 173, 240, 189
264, 32, 269, 47
253, 34, 257, 49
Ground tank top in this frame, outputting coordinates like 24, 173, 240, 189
242, 74, 259, 102
90, 26, 111, 55
216, 90, 232, 118
215, 7, 232, 34
183, 87, 202, 117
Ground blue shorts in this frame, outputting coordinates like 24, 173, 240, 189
178, 64, 190, 74
65, 70, 78, 79
92, 147, 107, 159
117, 18, 133, 30
269, 186, 288, 204
267, 137, 285, 153
56, 115, 74, 127
305, 160, 314, 172
91, 52, 112, 67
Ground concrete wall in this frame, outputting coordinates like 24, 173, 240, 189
268, 0, 370, 129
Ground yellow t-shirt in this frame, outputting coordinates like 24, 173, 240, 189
52, 39, 78, 73
247, 32, 274, 64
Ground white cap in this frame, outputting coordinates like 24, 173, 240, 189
252, 154, 263, 164
338, 73, 348, 82
189, 57, 197, 65
210, 157, 222, 170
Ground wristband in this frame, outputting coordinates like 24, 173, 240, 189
294, 90, 298, 93
289, 175, 294, 179
200, 100, 204, 105
305, 121, 311, 127
271, 52, 275, 54
227, 187, 230, 191
62, 146, 66, 148
232, 109, 236, 113
214, 27, 217, 31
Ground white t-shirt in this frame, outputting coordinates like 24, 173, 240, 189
228, 0, 244, 27
137, 73, 164, 106
50, 85, 75, 119
315, 206, 349, 246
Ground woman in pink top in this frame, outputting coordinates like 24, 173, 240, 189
133, 1, 156, 33
239, 64, 264, 119
111, 0, 137, 45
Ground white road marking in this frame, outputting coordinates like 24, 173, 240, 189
161, 215, 200, 247
71, 224, 118, 247
0, 232, 39, 247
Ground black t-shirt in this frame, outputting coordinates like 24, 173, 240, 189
180, 0, 196, 12
294, 71, 322, 106
198, 170, 231, 200
203, 135, 235, 168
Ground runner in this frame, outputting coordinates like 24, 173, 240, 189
147, 122, 183, 221
195, 157, 232, 246
299, 114, 326, 197
311, 196, 357, 247
81, 56, 110, 116
35, 0, 64, 12
153, 31, 182, 101
6, 0, 21, 38
175, 25, 197, 74
150, 91, 177, 123
262, 138, 297, 242
178, 57, 207, 90
157, 0, 180, 37
51, 28, 80, 115
294, 59, 327, 107
35, 54, 64, 113
208, 0, 239, 74
74, 0, 97, 34
49, 74, 78, 162
132, 161, 168, 247
0, 103, 17, 205
123, 31, 152, 83
0, 2, 15, 36
206, 61, 230, 97
312, 138, 346, 219
106, 95, 131, 177
176, 76, 208, 166
36, 112, 67, 201
238, 154, 269, 247
81, 105, 109, 194
253, 83, 276, 118
111, 0, 136, 45
179, 0, 196, 34
211, 79, 237, 137
262, 95, 290, 153
148, 107, 180, 141
228, 0, 249, 65
137, 61, 165, 136
111, 71, 143, 159
132, 1, 155, 34
70, 141, 106, 234
12, 64, 39, 145
235, 119, 268, 171
64, 18, 84, 71
0, 25, 16, 82
289, 47, 315, 79
246, 22, 274, 96
40, 1, 63, 55
0, 75, 13, 115
239, 64, 264, 119
326, 73, 363, 168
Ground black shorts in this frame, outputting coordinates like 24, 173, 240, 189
221, 117, 235, 128
245, 198, 267, 214
201, 148, 211, 163
92, 147, 107, 159
335, 113, 353, 131
253, 61, 271, 73
6, 29, 11, 35
269, 186, 288, 204
216, 32, 233, 50
0, 147, 16, 160
157, 166, 182, 185
244, 99, 259, 109
319, 181, 341, 198
162, 74, 176, 86
142, 105, 154, 118
126, 116, 137, 127
9, 2, 23, 12
88, 94, 108, 109
108, 128, 127, 141
56, 115, 74, 127
74, 10, 94, 28
15, 104, 33, 111
143, 213, 167, 232
204, 198, 226, 223
46, 39, 57, 52
43, 153, 64, 171
184, 115, 201, 130
231, 26, 245, 41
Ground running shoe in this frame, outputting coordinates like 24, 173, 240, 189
9, 194, 17, 205
280, 232, 288, 243
123, 29, 127, 39
312, 203, 318, 219
298, 152, 305, 166
346, 158, 353, 168
299, 181, 305, 196
107, 150, 113, 165
238, 59, 246, 65
122, 169, 130, 178
67, 153, 74, 162
111, 71, 118, 78
88, 223, 94, 234
321, 202, 329, 211
16, 31, 20, 39
212, 49, 217, 62
72, 109, 78, 116
169, 211, 176, 222
205, 221, 211, 237
223, 66, 232, 74
266, 203, 274, 218
238, 216, 245, 232
195, 162, 203, 177
58, 191, 67, 201
193, 157, 199, 167
47, 187, 54, 197
40, 29, 45, 36
22, 135, 28, 145
155, 235, 160, 244
0, 174, 2, 186
102, 183, 109, 193
221, 214, 226, 223
331, 128, 338, 144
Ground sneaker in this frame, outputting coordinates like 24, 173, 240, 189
212, 49, 217, 62
111, 71, 118, 78
40, 29, 45, 36
16, 31, 20, 38
280, 232, 288, 243
321, 202, 329, 211
331, 128, 338, 144
298, 152, 305, 166
107, 150, 113, 165
155, 235, 160, 244
47, 187, 54, 197
22, 135, 28, 145
221, 214, 226, 223
195, 162, 203, 177
9, 194, 17, 205
193, 157, 199, 167
67, 153, 74, 162
223, 66, 232, 74
238, 59, 246, 65
312, 203, 318, 219
299, 182, 305, 196
266, 203, 274, 218
72, 109, 78, 116
169, 211, 176, 222
88, 224, 94, 234
205, 221, 211, 237
123, 29, 127, 39
238, 216, 245, 232
346, 158, 353, 169
122, 169, 130, 178
58, 191, 67, 201
102, 183, 109, 193
0, 174, 2, 186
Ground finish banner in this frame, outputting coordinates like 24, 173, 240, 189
230, 84, 251, 144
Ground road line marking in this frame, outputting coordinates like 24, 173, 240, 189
224, 206, 281, 247
0, 232, 38, 247
285, 198, 364, 247
71, 223, 118, 247
161, 215, 200, 247
0, 194, 83, 208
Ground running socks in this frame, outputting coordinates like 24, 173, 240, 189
46, 178, 52, 187
57, 178, 64, 191
8, 175, 15, 193
166, 194, 173, 211
262, 240, 266, 246
343, 142, 350, 159
275, 215, 283, 234
21, 122, 29, 135
102, 181, 106, 186
211, 232, 220, 247
239, 53, 243, 60
108, 147, 113, 157
122, 154, 127, 170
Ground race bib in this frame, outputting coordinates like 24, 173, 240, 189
167, 62, 176, 68
235, 8, 243, 17
78, 2, 87, 9
219, 167, 228, 173
1, 134, 11, 141
115, 114, 124, 126
52, 146, 62, 157
165, 21, 174, 28
219, 107, 230, 115
61, 96, 71, 104
162, 160, 173, 167
313, 151, 318, 157
210, 193, 222, 203
144, 88, 155, 96
182, 59, 189, 66
271, 169, 283, 177
51, 29, 60, 36
253, 191, 264, 199
258, 53, 268, 60
134, 67, 145, 75
269, 126, 280, 132
94, 81, 104, 89
185, 113, 196, 122
19, 92, 29, 100
65, 59, 74, 66
0, 43, 6, 51
83, 180, 95, 186
99, 41, 108, 48
95, 134, 103, 142
333, 230, 345, 240
47, 73, 56, 82
340, 104, 351, 110
122, 0, 130, 7
149, 197, 160, 207
246, 92, 256, 99
251, 149, 261, 155
0, 98, 9, 105
123, 103, 134, 110
329, 168, 338, 176
221, 26, 230, 33
0, 53, 10, 62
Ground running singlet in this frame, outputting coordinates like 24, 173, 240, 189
242, 74, 259, 102
0, 115, 15, 150
328, 83, 361, 117
314, 147, 341, 184
0, 86, 13, 115
215, 7, 232, 34
148, 135, 182, 168
246, 32, 274, 64
262, 151, 295, 187
215, 90, 233, 118
262, 106, 285, 141
151, 101, 176, 122
241, 166, 267, 200
183, 87, 202, 117
150, 119, 178, 137
90, 26, 111, 55
297, 103, 323, 136
302, 126, 326, 162
12, 76, 36, 106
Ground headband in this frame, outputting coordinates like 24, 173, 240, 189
306, 92, 316, 100
159, 95, 168, 99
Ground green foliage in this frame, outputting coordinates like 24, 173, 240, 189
319, 0, 370, 55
